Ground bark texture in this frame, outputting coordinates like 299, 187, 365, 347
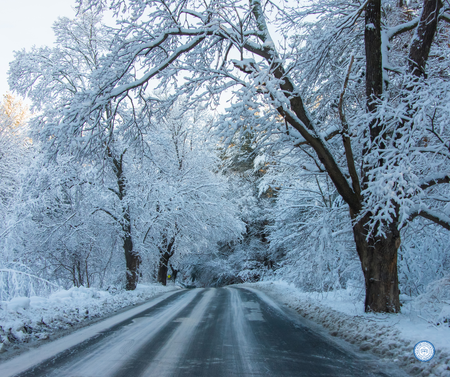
365, 0, 383, 114
358, 0, 401, 312
408, 0, 443, 77
351, 211, 401, 312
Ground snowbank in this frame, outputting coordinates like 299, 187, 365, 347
0, 283, 177, 355
243, 281, 450, 377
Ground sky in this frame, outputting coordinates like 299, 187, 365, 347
0, 0, 78, 96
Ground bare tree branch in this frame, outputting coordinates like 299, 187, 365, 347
91, 208, 118, 222
338, 55, 361, 198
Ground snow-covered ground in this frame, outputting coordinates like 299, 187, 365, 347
242, 281, 450, 377
0, 283, 178, 357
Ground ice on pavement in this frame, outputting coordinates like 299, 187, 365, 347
141, 289, 216, 377
242, 300, 264, 321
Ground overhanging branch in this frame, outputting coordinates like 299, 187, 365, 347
419, 174, 450, 191
409, 208, 450, 231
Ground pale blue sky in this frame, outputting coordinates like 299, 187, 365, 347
0, 0, 77, 96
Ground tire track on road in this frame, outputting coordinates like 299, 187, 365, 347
139, 288, 216, 377
15, 289, 197, 377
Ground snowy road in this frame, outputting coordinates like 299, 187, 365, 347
2, 287, 408, 377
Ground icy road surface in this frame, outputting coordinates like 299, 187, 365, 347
2, 287, 409, 377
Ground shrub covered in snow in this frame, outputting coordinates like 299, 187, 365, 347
414, 277, 450, 328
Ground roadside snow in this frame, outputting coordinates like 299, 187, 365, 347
243, 281, 450, 377
0, 283, 177, 356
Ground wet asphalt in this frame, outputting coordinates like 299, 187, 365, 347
11, 287, 407, 377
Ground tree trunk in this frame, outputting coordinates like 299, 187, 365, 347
365, 0, 383, 114
77, 260, 83, 287
85, 259, 90, 288
351, 212, 401, 312
170, 264, 178, 282
107, 149, 141, 291
350, 0, 443, 311
249, 0, 403, 313
157, 252, 170, 286
124, 229, 140, 290
408, 0, 443, 77
351, 0, 400, 313
157, 236, 176, 286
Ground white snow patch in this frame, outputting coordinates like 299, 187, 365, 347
243, 300, 264, 321
0, 288, 185, 377
0, 283, 178, 355
7, 297, 30, 312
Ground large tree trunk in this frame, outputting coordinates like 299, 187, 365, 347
352, 0, 401, 312
352, 0, 442, 312
351, 212, 401, 312
365, 0, 383, 113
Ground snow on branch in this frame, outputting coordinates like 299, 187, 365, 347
180, 9, 208, 23
386, 10, 450, 40
409, 207, 450, 231
231, 59, 259, 74
441, 12, 450, 23
294, 125, 340, 147
91, 208, 119, 222
109, 36, 205, 98
336, 0, 370, 30
419, 173, 450, 191
0, 269, 61, 301
386, 17, 420, 40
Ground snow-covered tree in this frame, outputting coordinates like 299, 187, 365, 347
137, 102, 245, 285
8, 155, 123, 288
8, 12, 245, 289
9, 0, 450, 311
0, 94, 29, 212
8, 14, 147, 289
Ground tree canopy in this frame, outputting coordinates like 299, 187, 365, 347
5, 0, 450, 313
